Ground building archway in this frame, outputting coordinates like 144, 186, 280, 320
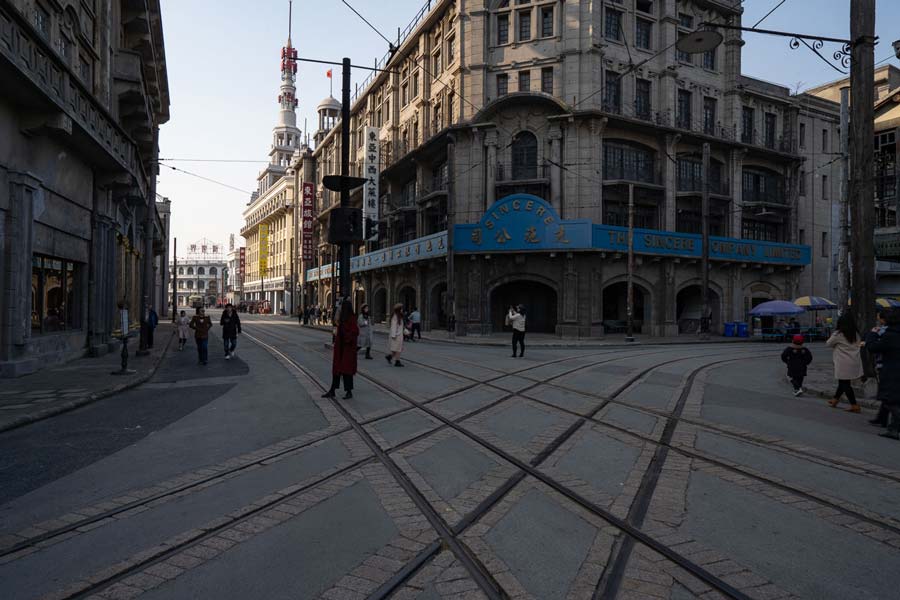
490, 280, 557, 333
372, 287, 387, 323
430, 282, 448, 329
676, 284, 722, 334
602, 281, 651, 333
398, 285, 416, 312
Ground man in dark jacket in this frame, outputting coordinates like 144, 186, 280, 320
781, 334, 813, 396
189, 308, 213, 365
146, 305, 159, 348
864, 309, 900, 440
220, 304, 242, 360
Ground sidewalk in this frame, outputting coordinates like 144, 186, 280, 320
799, 352, 880, 409
0, 323, 175, 432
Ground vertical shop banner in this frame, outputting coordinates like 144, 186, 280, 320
301, 182, 316, 262
363, 126, 380, 241
239, 247, 246, 277
258, 224, 269, 274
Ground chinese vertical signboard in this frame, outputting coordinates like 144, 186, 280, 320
258, 224, 269, 274
239, 247, 246, 278
301, 182, 316, 262
363, 126, 380, 241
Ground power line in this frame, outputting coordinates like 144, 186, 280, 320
340, 0, 394, 48
752, 0, 789, 28
157, 163, 254, 195
158, 158, 269, 163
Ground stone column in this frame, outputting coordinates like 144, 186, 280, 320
548, 123, 562, 210
662, 261, 679, 336
730, 149, 747, 237
484, 129, 498, 207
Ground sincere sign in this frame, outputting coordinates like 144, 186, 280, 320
363, 126, 380, 241
301, 181, 316, 262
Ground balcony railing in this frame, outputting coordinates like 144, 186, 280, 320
496, 163, 551, 182
743, 187, 787, 205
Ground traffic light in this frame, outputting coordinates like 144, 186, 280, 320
327, 207, 363, 244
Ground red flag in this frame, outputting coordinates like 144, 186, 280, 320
326, 69, 332, 79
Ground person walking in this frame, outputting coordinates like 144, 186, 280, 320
506, 304, 526, 358
826, 312, 864, 413
864, 309, 900, 440
323, 299, 360, 399
869, 311, 891, 427
358, 303, 373, 359
189, 308, 213, 365
146, 305, 159, 349
220, 303, 242, 360
781, 334, 813, 396
386, 303, 405, 367
410, 307, 422, 340
177, 310, 190, 351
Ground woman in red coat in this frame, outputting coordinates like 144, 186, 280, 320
323, 299, 360, 399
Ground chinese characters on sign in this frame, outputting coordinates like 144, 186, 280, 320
301, 182, 316, 262
239, 247, 246, 278
363, 126, 380, 241
258, 224, 269, 274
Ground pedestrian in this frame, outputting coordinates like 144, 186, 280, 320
189, 307, 213, 365
506, 304, 526, 358
323, 299, 359, 399
826, 312, 864, 413
863, 308, 900, 440
358, 303, 373, 359
146, 305, 159, 349
410, 306, 422, 340
220, 303, 241, 360
177, 310, 189, 350
869, 311, 891, 427
781, 334, 813, 396
386, 303, 405, 367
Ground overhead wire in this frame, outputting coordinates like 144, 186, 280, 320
752, 0, 789, 28
157, 162, 254, 195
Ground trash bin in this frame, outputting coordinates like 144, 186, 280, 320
737, 322, 749, 338
723, 322, 736, 337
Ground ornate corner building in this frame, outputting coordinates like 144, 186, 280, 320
0, 0, 170, 376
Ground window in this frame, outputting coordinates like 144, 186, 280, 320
497, 14, 509, 45
822, 129, 828, 152
541, 67, 553, 94
432, 51, 442, 77
79, 54, 92, 84
743, 168, 784, 204
58, 34, 72, 63
677, 89, 692, 129
822, 174, 828, 199
447, 34, 455, 63
198, 281, 205, 290
178, 267, 184, 275
678, 13, 693, 28
412, 72, 419, 97
187, 267, 194, 275
210, 267, 217, 276
637, 0, 653, 14
605, 9, 622, 41
187, 280, 193, 290
497, 73, 509, 96
518, 9, 531, 41
401, 82, 409, 106
604, 71, 621, 113
518, 70, 530, 92
677, 158, 724, 193
703, 97, 717, 135
511, 131, 538, 180
198, 267, 205, 275
635, 79, 651, 120
764, 113, 776, 149
799, 170, 806, 195
799, 122, 806, 148
635, 19, 652, 50
702, 48, 716, 70
604, 142, 656, 183
33, 4, 50, 37
742, 219, 783, 243
741, 107, 754, 143
31, 256, 80, 334
821, 232, 829, 258
541, 6, 553, 37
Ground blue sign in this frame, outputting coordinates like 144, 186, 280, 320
306, 231, 448, 282
454, 194, 592, 253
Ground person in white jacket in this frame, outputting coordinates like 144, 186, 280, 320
826, 312, 864, 413
506, 304, 526, 358
386, 303, 405, 367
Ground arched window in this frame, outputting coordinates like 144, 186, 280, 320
210, 267, 217, 276
187, 267, 194, 275
198, 281, 205, 290
186, 280, 193, 289
511, 131, 538, 180
198, 267, 205, 275
178, 267, 184, 275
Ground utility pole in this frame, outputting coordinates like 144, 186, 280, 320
700, 142, 711, 340
338, 57, 352, 306
848, 0, 876, 331
838, 86, 850, 311
446, 134, 456, 336
171, 237, 177, 322
626, 183, 635, 342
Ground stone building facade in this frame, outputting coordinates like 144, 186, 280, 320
0, 0, 170, 376
293, 0, 843, 336
169, 256, 227, 309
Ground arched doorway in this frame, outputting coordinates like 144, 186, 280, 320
676, 285, 722, 334
398, 286, 416, 313
602, 281, 650, 333
430, 282, 448, 329
354, 288, 365, 313
490, 280, 557, 333
372, 287, 387, 323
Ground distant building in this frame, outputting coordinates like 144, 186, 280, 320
0, 1, 170, 376
168, 241, 226, 309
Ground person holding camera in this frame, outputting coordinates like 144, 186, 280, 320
506, 304, 526, 358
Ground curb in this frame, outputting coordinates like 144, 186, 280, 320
0, 331, 176, 434
799, 384, 880, 410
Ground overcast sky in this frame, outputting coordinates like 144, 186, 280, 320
156, 0, 900, 258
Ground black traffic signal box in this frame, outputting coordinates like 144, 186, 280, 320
327, 207, 363, 244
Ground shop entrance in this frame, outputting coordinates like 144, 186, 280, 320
490, 281, 557, 333
399, 286, 417, 313
372, 287, 387, 324
676, 285, 721, 334
602, 282, 650, 333
430, 283, 448, 329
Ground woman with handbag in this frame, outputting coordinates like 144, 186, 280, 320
826, 312, 864, 413
386, 303, 405, 367
323, 300, 359, 399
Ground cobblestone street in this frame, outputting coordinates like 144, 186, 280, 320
2, 314, 899, 600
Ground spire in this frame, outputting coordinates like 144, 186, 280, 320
287, 0, 292, 47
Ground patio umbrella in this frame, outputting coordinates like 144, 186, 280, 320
749, 300, 805, 317
793, 296, 838, 311
847, 298, 900, 308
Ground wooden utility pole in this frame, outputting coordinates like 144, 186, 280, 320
838, 87, 850, 310
626, 183, 635, 342
849, 0, 876, 330
700, 142, 711, 340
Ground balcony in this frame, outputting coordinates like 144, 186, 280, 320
496, 163, 550, 183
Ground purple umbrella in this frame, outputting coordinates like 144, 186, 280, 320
749, 300, 805, 317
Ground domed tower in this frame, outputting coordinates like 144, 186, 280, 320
314, 95, 341, 147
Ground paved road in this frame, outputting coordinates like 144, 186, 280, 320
1, 314, 899, 600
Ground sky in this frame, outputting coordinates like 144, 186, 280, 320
156, 0, 900, 258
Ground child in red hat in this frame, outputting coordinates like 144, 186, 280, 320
781, 334, 813, 396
